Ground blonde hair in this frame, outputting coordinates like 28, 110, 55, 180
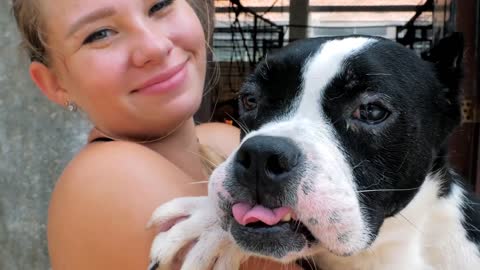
199, 143, 226, 175
12, 0, 47, 64
12, 0, 215, 66
187, 0, 215, 45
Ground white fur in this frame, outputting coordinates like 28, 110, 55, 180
313, 174, 480, 270
298, 37, 375, 118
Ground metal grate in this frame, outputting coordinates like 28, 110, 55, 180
213, 1, 284, 94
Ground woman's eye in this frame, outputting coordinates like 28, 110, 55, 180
241, 94, 258, 111
83, 29, 114, 44
149, 0, 173, 16
353, 103, 390, 124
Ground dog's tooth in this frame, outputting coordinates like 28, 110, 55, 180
282, 213, 292, 222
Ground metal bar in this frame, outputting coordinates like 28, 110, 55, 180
223, 3, 282, 31
216, 5, 431, 13
403, 0, 434, 27
252, 15, 258, 64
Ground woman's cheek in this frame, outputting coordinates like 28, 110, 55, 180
75, 51, 128, 92
168, 8, 205, 54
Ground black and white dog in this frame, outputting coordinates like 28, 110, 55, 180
148, 34, 480, 270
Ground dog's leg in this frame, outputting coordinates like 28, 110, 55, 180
147, 196, 246, 270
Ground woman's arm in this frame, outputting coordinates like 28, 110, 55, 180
48, 125, 302, 270
48, 141, 206, 270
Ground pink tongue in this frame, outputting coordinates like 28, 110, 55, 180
232, 203, 292, 226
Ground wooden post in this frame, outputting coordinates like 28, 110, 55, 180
289, 0, 310, 42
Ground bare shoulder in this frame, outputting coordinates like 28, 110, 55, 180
48, 141, 205, 270
195, 122, 240, 156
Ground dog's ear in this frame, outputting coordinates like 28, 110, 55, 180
421, 32, 464, 90
422, 33, 464, 137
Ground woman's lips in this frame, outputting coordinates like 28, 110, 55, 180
132, 59, 188, 95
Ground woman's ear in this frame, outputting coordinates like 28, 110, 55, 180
29, 61, 68, 107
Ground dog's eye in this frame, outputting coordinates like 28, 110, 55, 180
353, 103, 390, 124
241, 94, 257, 111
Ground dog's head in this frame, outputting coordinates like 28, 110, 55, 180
209, 34, 464, 261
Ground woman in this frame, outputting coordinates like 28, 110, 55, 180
12, 0, 300, 269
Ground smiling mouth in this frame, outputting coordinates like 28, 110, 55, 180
131, 58, 189, 94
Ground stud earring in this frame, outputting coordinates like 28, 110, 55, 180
66, 101, 78, 112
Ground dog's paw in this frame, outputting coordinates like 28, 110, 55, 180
147, 196, 245, 270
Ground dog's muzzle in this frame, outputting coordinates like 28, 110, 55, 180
214, 136, 316, 259
209, 133, 368, 261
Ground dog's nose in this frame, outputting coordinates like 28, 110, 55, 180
233, 136, 303, 203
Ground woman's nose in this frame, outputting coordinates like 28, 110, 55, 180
130, 27, 173, 68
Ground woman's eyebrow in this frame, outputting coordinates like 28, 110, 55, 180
66, 7, 116, 38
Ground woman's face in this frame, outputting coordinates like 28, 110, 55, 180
41, 0, 206, 139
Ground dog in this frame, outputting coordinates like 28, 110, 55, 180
148, 34, 480, 270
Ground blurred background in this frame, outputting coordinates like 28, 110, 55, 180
0, 0, 478, 269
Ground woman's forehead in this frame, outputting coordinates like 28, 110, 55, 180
42, 0, 135, 39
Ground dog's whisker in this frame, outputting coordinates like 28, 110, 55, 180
357, 192, 370, 202
352, 160, 367, 170
359, 205, 378, 214
184, 149, 219, 168
294, 219, 302, 235
366, 73, 392, 76
356, 187, 420, 193
463, 219, 480, 233
467, 202, 480, 206
396, 150, 410, 172
225, 112, 250, 134
240, 118, 251, 133
308, 255, 319, 270
398, 213, 420, 232
365, 245, 378, 258
466, 228, 480, 233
